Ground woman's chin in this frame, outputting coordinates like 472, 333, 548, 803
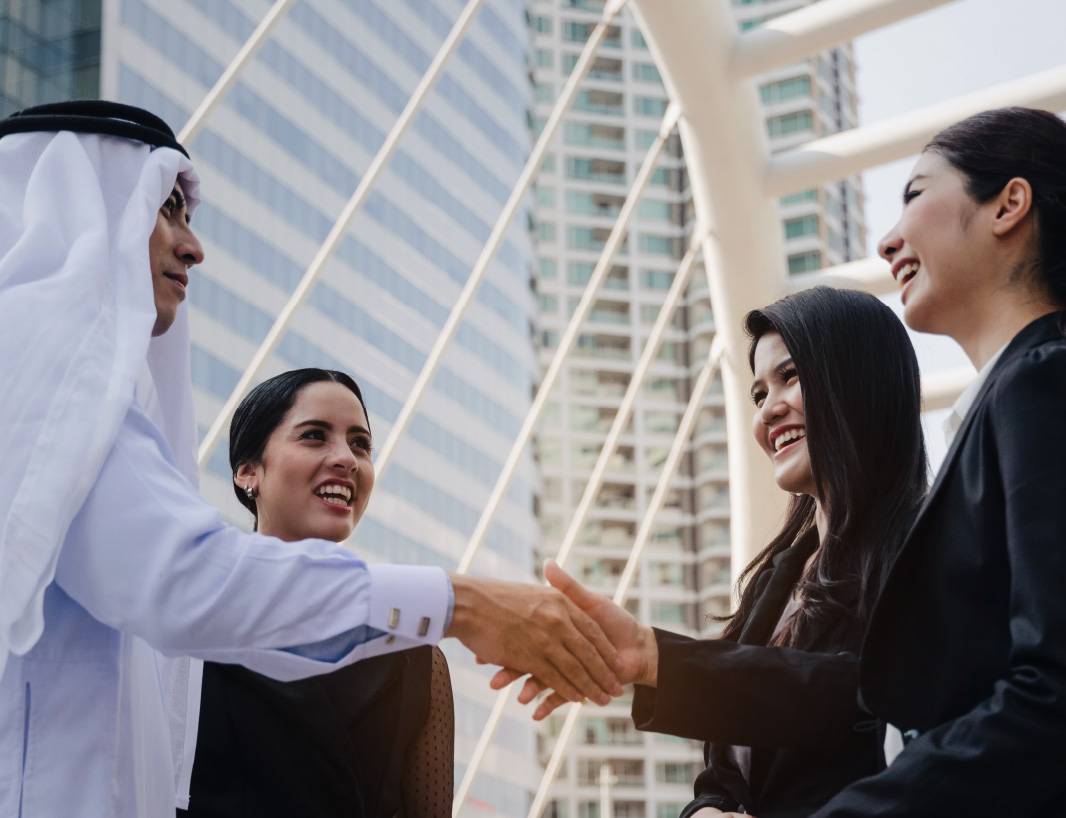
773, 466, 813, 497
300, 516, 355, 543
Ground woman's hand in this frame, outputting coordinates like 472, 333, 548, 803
447, 573, 623, 706
488, 561, 659, 719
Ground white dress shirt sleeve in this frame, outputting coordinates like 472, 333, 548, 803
54, 404, 450, 681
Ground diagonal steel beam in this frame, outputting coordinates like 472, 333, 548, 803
553, 234, 704, 571
765, 63, 1066, 196
788, 255, 895, 296
450, 100, 679, 815
453, 100, 681, 575
730, 0, 956, 79
371, 0, 630, 483
179, 0, 296, 144
196, 0, 487, 467
526, 338, 725, 818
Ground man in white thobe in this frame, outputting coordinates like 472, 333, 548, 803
0, 102, 620, 817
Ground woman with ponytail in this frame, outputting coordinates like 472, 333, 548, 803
809, 106, 1066, 817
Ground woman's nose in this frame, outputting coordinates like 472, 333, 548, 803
878, 227, 903, 262
329, 443, 358, 471
759, 394, 788, 426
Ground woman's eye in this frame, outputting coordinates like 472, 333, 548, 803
783, 368, 799, 384
351, 437, 373, 454
300, 429, 325, 441
751, 392, 766, 408
902, 189, 922, 204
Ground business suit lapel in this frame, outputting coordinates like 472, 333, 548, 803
739, 530, 817, 646
902, 312, 1066, 546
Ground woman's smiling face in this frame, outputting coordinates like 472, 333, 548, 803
750, 332, 815, 497
236, 381, 374, 543
878, 151, 989, 336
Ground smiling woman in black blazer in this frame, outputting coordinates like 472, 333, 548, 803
808, 107, 1066, 817
500, 287, 929, 818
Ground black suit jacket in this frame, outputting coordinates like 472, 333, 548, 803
813, 311, 1066, 817
632, 531, 885, 818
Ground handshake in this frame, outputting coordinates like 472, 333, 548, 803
445, 561, 659, 716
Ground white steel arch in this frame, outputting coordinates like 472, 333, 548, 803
627, 0, 793, 575
627, 0, 997, 571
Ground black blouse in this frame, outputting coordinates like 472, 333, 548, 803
180, 646, 439, 818
632, 533, 885, 818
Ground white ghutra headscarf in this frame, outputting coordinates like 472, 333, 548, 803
0, 103, 200, 680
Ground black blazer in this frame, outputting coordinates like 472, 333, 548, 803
632, 531, 885, 818
813, 311, 1066, 817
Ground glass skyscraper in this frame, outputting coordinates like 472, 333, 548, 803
0, 0, 101, 114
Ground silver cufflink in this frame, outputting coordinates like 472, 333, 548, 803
388, 608, 400, 629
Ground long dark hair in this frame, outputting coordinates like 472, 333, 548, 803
229, 368, 368, 522
926, 107, 1066, 307
722, 287, 927, 648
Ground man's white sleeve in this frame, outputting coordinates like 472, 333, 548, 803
54, 404, 450, 681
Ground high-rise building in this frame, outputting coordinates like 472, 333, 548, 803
527, 1, 865, 816
0, 0, 101, 114
3, 0, 544, 814
738, 0, 867, 275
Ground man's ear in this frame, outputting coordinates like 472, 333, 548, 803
991, 177, 1034, 237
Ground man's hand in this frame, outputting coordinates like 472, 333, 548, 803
446, 573, 623, 705
488, 561, 659, 719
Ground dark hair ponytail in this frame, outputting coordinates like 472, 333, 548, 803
229, 368, 368, 521
926, 107, 1066, 306
722, 288, 927, 648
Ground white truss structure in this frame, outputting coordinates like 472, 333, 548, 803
180, 0, 1066, 813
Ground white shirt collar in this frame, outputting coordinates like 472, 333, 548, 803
942, 342, 1009, 447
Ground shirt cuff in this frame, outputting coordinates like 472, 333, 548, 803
367, 563, 450, 644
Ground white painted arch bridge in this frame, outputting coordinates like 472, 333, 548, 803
182, 0, 1066, 814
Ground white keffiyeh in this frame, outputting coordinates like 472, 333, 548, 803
0, 128, 199, 675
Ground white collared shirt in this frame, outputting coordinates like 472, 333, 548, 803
942, 343, 1009, 448
0, 403, 450, 818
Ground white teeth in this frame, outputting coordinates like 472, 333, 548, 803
773, 428, 806, 452
898, 262, 919, 286
316, 484, 352, 504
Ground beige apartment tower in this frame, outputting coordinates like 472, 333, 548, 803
528, 1, 866, 815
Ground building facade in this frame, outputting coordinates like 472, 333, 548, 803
527, 1, 865, 815
0, 0, 101, 114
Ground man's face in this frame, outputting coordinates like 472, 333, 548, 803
148, 184, 204, 336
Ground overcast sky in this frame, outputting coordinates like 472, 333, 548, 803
850, 0, 1065, 463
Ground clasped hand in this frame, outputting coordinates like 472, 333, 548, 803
485, 561, 660, 719
446, 571, 624, 705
